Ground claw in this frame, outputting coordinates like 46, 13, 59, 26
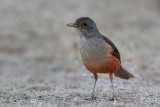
110, 97, 116, 101
91, 95, 96, 100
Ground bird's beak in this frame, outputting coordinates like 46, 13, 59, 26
66, 23, 77, 27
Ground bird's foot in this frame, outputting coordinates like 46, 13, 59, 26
109, 97, 116, 101
91, 95, 96, 100
84, 97, 96, 100
84, 95, 96, 100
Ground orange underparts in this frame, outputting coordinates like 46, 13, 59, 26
83, 55, 120, 74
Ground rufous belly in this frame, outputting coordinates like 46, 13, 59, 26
83, 55, 120, 74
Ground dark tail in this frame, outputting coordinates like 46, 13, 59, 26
114, 65, 135, 79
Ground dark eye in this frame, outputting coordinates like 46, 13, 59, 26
83, 23, 87, 26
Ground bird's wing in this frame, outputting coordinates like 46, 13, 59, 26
101, 35, 121, 63
101, 35, 135, 79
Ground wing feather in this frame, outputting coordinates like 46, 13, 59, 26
101, 35, 121, 62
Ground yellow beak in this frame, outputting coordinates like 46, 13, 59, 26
66, 23, 77, 27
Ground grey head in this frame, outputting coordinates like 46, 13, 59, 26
67, 17, 100, 38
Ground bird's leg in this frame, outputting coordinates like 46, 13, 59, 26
109, 73, 116, 101
92, 73, 98, 99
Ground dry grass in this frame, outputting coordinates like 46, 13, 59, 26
0, 0, 160, 106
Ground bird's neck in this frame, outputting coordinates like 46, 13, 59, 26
77, 29, 101, 39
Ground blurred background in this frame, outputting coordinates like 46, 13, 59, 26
0, 0, 160, 106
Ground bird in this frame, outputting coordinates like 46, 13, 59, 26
67, 17, 135, 100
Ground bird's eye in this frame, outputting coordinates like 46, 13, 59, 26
83, 23, 87, 26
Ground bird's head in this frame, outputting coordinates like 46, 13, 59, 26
67, 17, 100, 38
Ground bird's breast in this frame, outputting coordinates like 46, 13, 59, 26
80, 37, 120, 73
80, 37, 113, 67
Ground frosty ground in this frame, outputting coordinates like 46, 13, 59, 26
0, 0, 160, 106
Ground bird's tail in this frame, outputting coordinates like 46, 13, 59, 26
114, 65, 135, 79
